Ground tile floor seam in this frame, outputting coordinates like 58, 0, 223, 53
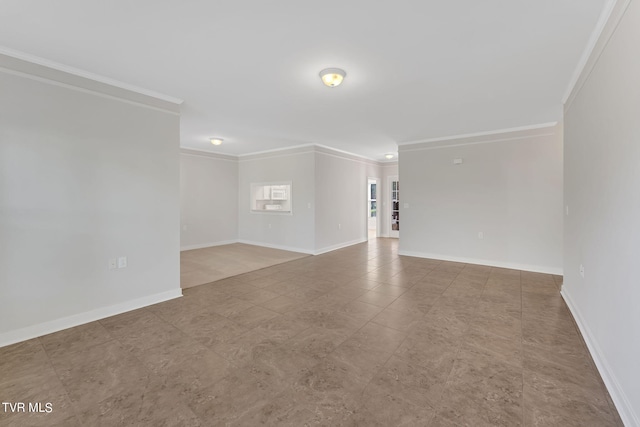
4, 240, 623, 426
35, 338, 83, 424
333, 318, 399, 417
429, 262, 488, 418
39, 333, 119, 361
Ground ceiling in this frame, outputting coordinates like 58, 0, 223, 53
0, 1, 607, 160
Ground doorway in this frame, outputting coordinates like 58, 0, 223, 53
367, 178, 378, 240
389, 176, 399, 238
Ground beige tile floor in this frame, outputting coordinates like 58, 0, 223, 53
0, 238, 623, 426
180, 243, 309, 288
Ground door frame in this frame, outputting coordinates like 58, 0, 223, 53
388, 175, 399, 238
366, 177, 379, 240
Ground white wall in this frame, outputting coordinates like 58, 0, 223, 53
398, 125, 563, 273
180, 150, 238, 250
0, 61, 181, 346
314, 148, 380, 253
236, 146, 385, 254
563, 1, 640, 424
238, 148, 316, 253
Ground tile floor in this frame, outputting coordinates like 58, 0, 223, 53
0, 238, 623, 426
180, 243, 308, 289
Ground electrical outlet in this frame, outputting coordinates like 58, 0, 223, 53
478, 231, 484, 240
338, 223, 342, 230
118, 257, 127, 269
108, 259, 117, 270
579, 264, 585, 278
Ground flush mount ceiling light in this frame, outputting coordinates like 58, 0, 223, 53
385, 154, 395, 160
210, 138, 223, 146
319, 68, 346, 87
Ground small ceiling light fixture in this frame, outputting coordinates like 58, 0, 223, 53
385, 154, 395, 160
210, 137, 223, 146
319, 68, 346, 87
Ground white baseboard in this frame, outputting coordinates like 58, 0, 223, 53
561, 289, 638, 427
397, 250, 563, 275
314, 238, 367, 255
180, 239, 238, 251
0, 289, 182, 348
183, 238, 368, 257
236, 239, 314, 255
237, 238, 368, 256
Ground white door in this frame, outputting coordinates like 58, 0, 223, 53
389, 176, 399, 238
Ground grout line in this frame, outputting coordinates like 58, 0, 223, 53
429, 262, 491, 415
35, 338, 82, 423
8, 239, 618, 424
353, 262, 440, 413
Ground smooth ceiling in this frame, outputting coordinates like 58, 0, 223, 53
0, 1, 607, 160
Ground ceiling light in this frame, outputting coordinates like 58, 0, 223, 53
319, 68, 346, 87
210, 138, 223, 146
385, 154, 394, 160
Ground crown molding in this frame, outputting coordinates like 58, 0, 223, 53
0, 47, 182, 113
398, 122, 558, 152
563, 0, 632, 111
235, 142, 392, 166
237, 144, 317, 161
313, 144, 386, 166
179, 148, 238, 161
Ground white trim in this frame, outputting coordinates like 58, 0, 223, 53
182, 238, 369, 258
398, 122, 558, 148
0, 66, 180, 116
561, 289, 639, 427
399, 131, 557, 153
314, 144, 381, 164
0, 46, 183, 105
180, 240, 239, 252
179, 148, 238, 162
562, 0, 621, 104
388, 175, 400, 239
397, 250, 563, 275
562, 0, 631, 105
315, 146, 381, 167
236, 239, 314, 255
238, 144, 316, 159
0, 289, 182, 348
237, 144, 391, 165
366, 177, 380, 240
314, 238, 367, 255
180, 143, 395, 165
563, 0, 632, 111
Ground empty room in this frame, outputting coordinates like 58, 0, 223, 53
1, 1, 639, 426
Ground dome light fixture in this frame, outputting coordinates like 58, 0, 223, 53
385, 154, 395, 160
210, 137, 223, 146
319, 68, 346, 87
